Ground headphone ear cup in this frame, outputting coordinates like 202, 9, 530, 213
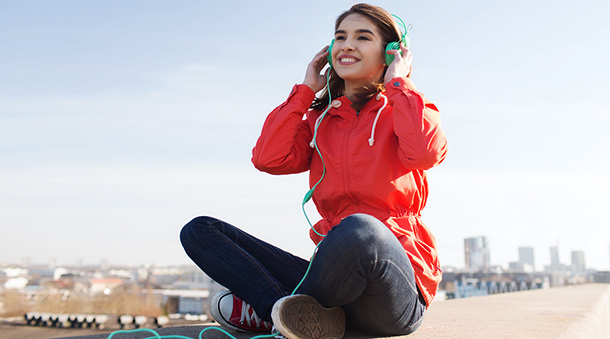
385, 41, 401, 66
327, 39, 335, 66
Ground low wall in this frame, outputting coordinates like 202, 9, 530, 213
410, 283, 610, 339
58, 283, 610, 339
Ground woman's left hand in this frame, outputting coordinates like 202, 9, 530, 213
384, 43, 412, 84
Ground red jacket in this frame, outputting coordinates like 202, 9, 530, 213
252, 77, 447, 307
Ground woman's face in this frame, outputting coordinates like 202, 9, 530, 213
331, 14, 386, 88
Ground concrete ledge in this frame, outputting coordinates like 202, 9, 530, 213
410, 283, 610, 339
55, 284, 610, 339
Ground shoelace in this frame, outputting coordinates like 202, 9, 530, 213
272, 325, 286, 339
240, 301, 271, 329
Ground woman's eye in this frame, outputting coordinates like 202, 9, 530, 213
357, 36, 370, 41
335, 36, 346, 41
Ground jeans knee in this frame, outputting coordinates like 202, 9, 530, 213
322, 214, 402, 258
342, 214, 392, 243
180, 216, 217, 249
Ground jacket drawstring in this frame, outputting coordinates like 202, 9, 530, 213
369, 93, 388, 146
310, 93, 388, 148
310, 113, 326, 148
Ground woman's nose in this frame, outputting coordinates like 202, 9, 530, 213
341, 38, 355, 51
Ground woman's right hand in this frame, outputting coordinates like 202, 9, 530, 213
302, 46, 330, 93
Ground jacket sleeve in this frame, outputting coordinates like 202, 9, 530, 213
386, 77, 448, 170
251, 84, 316, 175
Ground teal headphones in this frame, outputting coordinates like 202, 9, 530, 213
327, 14, 412, 67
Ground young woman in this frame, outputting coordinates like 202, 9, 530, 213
180, 3, 447, 339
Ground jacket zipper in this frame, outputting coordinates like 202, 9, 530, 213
342, 112, 361, 210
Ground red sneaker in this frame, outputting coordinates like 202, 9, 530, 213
210, 290, 273, 332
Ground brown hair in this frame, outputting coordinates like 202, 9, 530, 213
311, 3, 403, 111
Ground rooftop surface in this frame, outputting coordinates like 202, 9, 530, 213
9, 283, 609, 339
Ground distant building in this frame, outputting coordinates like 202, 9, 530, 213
593, 271, 610, 283
543, 245, 570, 287
21, 257, 31, 268
571, 251, 586, 274
508, 261, 523, 272
2, 267, 29, 278
100, 259, 110, 271
162, 289, 210, 315
519, 247, 535, 272
53, 267, 69, 280
464, 236, 489, 272
89, 278, 124, 295
4, 276, 29, 289
550, 246, 560, 269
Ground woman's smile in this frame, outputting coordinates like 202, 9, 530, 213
337, 54, 359, 65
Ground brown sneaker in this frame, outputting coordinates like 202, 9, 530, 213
271, 294, 345, 339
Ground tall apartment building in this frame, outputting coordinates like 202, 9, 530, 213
518, 247, 535, 272
464, 236, 490, 272
550, 246, 560, 269
571, 250, 586, 274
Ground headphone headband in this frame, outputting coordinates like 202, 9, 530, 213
391, 14, 413, 48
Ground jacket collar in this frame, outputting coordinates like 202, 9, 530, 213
327, 91, 387, 118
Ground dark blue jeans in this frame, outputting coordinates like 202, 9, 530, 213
180, 213, 425, 336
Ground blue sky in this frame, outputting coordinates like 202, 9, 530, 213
1, 0, 609, 271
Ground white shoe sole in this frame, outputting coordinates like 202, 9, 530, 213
209, 290, 242, 332
271, 295, 345, 339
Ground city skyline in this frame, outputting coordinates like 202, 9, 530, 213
1, 1, 610, 270
4, 236, 605, 275
460, 236, 603, 273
